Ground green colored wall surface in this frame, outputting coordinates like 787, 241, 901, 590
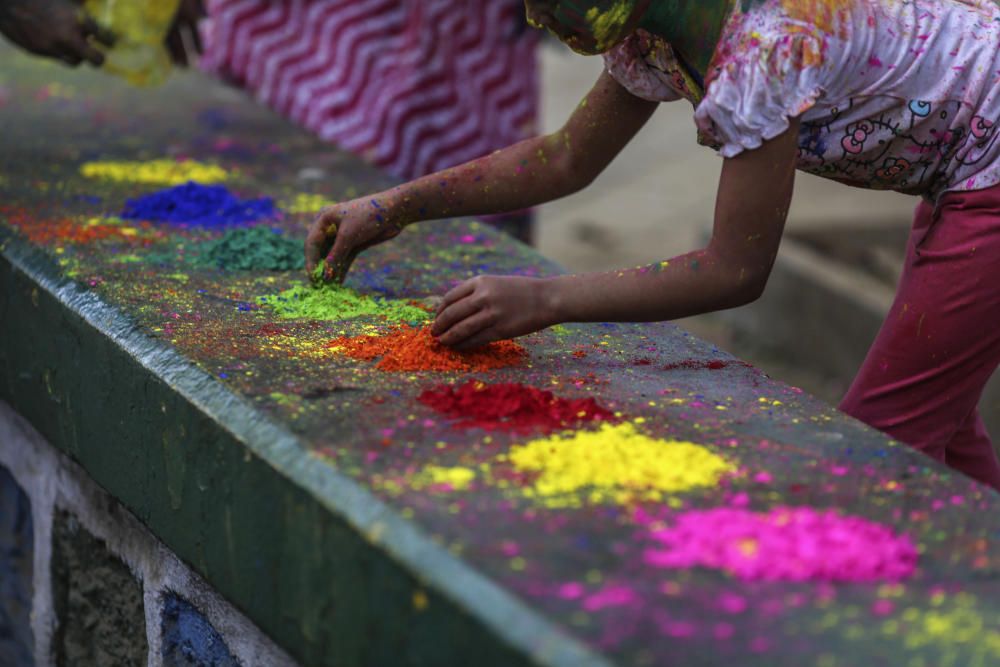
2, 45, 999, 667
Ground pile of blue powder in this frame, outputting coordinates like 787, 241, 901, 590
120, 181, 278, 227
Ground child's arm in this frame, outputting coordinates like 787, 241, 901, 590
305, 70, 659, 281
433, 119, 801, 349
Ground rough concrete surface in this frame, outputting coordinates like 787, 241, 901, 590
51, 509, 148, 667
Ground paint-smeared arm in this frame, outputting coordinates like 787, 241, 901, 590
305, 70, 658, 282
434, 119, 800, 349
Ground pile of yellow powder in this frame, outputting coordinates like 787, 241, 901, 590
505, 422, 734, 508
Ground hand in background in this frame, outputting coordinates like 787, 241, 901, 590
0, 0, 113, 66
304, 197, 406, 283
432, 275, 557, 350
166, 0, 204, 66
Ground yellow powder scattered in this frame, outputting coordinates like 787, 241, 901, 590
585, 2, 635, 50
897, 595, 1000, 660
506, 422, 734, 507
412, 465, 476, 491
283, 193, 338, 214
79, 159, 229, 185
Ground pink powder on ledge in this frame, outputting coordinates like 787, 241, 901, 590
642, 507, 917, 582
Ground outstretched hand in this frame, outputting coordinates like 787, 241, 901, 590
304, 197, 405, 283
0, 0, 114, 66
432, 275, 558, 350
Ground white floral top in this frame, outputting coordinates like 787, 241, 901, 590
604, 0, 1000, 199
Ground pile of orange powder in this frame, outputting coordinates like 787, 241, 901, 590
327, 325, 526, 372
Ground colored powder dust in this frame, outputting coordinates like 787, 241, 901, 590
642, 507, 918, 582
310, 259, 328, 285
662, 359, 753, 371
897, 595, 1000, 659
283, 192, 337, 214
199, 226, 304, 271
80, 159, 229, 185
120, 182, 277, 227
411, 465, 477, 492
505, 423, 734, 508
5, 214, 147, 245
262, 284, 429, 324
418, 381, 616, 433
328, 326, 526, 372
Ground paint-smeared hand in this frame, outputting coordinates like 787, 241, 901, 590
305, 196, 405, 283
433, 275, 558, 350
0, 0, 114, 66
166, 0, 204, 66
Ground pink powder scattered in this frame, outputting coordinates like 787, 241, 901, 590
557, 582, 585, 600
642, 507, 917, 582
871, 599, 895, 616
582, 585, 639, 612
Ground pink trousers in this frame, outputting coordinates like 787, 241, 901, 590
840, 184, 1000, 491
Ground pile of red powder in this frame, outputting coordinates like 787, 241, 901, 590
327, 325, 526, 372
419, 381, 617, 433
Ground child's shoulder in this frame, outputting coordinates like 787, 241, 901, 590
603, 31, 691, 104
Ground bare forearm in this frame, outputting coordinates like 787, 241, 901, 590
373, 132, 584, 226
543, 245, 770, 325
370, 71, 658, 227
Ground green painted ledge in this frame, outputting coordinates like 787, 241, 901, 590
0, 230, 609, 667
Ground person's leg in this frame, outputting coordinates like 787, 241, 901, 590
944, 408, 1000, 489
840, 187, 1000, 491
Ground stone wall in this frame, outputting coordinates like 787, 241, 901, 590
0, 401, 296, 667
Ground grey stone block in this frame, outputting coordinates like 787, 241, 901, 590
0, 464, 33, 667
51, 509, 146, 666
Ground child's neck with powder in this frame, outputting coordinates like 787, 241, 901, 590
639, 0, 734, 76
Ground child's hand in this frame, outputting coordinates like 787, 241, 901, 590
304, 197, 404, 282
432, 275, 557, 349
0, 0, 114, 66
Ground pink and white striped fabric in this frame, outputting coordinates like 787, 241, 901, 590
202, 0, 539, 181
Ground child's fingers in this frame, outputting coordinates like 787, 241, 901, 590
432, 296, 481, 337
325, 227, 356, 282
436, 310, 494, 348
304, 215, 336, 274
451, 328, 499, 351
437, 280, 477, 315
329, 247, 361, 283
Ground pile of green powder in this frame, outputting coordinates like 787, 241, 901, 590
201, 226, 304, 271
260, 283, 430, 323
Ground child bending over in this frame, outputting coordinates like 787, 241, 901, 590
304, 0, 1000, 491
